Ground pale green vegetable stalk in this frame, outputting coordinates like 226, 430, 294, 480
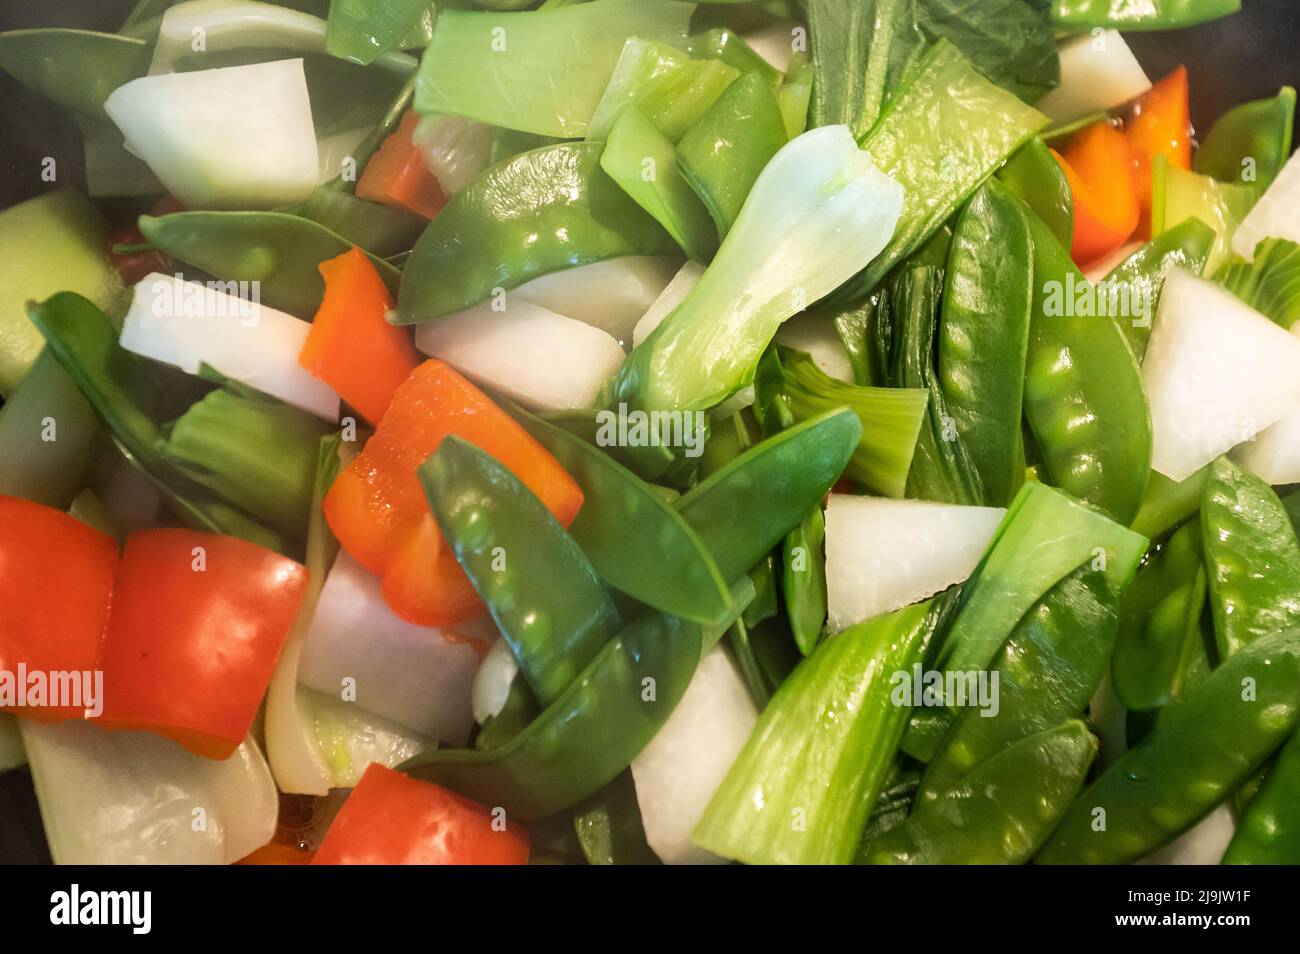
414, 0, 696, 137
613, 124, 904, 412
1216, 238, 1300, 329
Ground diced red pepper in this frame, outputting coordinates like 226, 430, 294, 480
1053, 122, 1141, 266
312, 764, 530, 865
357, 110, 447, 220
0, 496, 118, 721
96, 529, 308, 759
1123, 65, 1193, 236
106, 195, 184, 285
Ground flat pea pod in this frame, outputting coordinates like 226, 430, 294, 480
781, 506, 827, 656
394, 141, 676, 323
1111, 518, 1208, 712
399, 608, 702, 820
1195, 87, 1296, 195
1018, 199, 1152, 525
0, 29, 150, 122
284, 186, 426, 258
919, 565, 1119, 803
572, 770, 660, 865
865, 721, 1097, 865
1049, 0, 1241, 30
674, 407, 862, 583
996, 138, 1073, 251
539, 408, 676, 481
419, 436, 622, 707
1130, 465, 1209, 540
138, 211, 400, 317
1222, 728, 1300, 863
508, 407, 734, 626
475, 679, 540, 752
677, 70, 788, 240
1101, 218, 1216, 362
1201, 456, 1300, 659
1038, 626, 1300, 865
939, 179, 1033, 507
325, 0, 432, 66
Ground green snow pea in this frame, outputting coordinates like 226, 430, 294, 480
996, 138, 1073, 251
286, 186, 427, 259
920, 565, 1120, 802
326, 75, 415, 192
419, 436, 623, 706
1201, 456, 1300, 659
0, 29, 150, 122
939, 180, 1033, 507
1103, 218, 1216, 362
395, 141, 675, 323
866, 721, 1097, 865
859, 763, 922, 846
26, 293, 285, 552
780, 506, 827, 656
1019, 201, 1152, 524
507, 407, 733, 626
572, 770, 660, 865
1049, 0, 1241, 30
1195, 87, 1296, 195
400, 607, 703, 820
1111, 519, 1208, 712
138, 211, 400, 318
539, 408, 676, 481
1223, 728, 1300, 864
677, 71, 788, 240
325, 0, 433, 66
601, 107, 718, 262
1130, 466, 1209, 541
674, 408, 862, 583
1038, 625, 1300, 865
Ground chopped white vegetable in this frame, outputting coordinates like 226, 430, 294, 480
824, 494, 1005, 633
1142, 269, 1300, 481
1232, 150, 1300, 260
632, 260, 704, 347
472, 638, 520, 724
509, 256, 680, 346
631, 645, 757, 865
104, 59, 319, 209
415, 299, 626, 411
21, 720, 277, 864
774, 311, 855, 382
121, 271, 339, 421
412, 115, 496, 197
1137, 803, 1236, 865
1232, 322, 1300, 482
1035, 30, 1150, 125
742, 21, 801, 74
296, 552, 482, 745
304, 688, 436, 789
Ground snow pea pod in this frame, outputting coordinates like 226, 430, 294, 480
138, 211, 400, 317
285, 186, 426, 258
920, 565, 1119, 803
394, 141, 676, 323
1040, 625, 1300, 865
996, 138, 1073, 250
419, 436, 622, 707
399, 607, 702, 820
0, 29, 149, 122
1223, 728, 1300, 864
1130, 465, 1208, 541
1049, 0, 1241, 30
1201, 456, 1300, 659
780, 506, 827, 656
572, 770, 660, 865
939, 179, 1033, 507
1111, 518, 1207, 712
508, 408, 734, 626
1102, 218, 1216, 362
1195, 87, 1295, 195
866, 721, 1097, 865
539, 409, 676, 481
1019, 200, 1152, 524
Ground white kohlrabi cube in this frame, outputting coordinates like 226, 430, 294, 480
471, 638, 520, 725
1035, 30, 1150, 125
415, 299, 626, 410
121, 271, 339, 421
1232, 150, 1300, 260
631, 645, 758, 865
1232, 322, 1300, 484
296, 552, 482, 745
509, 257, 680, 347
774, 311, 855, 383
632, 260, 704, 347
1142, 268, 1300, 481
825, 494, 1005, 633
104, 59, 319, 209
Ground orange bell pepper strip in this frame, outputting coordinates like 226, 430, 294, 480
1123, 65, 1193, 233
96, 529, 309, 759
356, 110, 447, 220
312, 764, 531, 865
1052, 122, 1140, 267
323, 359, 584, 626
0, 496, 117, 722
299, 247, 420, 425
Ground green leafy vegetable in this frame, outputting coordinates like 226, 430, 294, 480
1195, 87, 1296, 196
1215, 238, 1300, 330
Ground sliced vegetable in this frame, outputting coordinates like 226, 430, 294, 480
1196, 87, 1296, 196
1124, 66, 1192, 229
1053, 122, 1140, 265
1153, 158, 1255, 274
411, 114, 495, 197
1217, 238, 1300, 329
356, 108, 446, 219
1223, 728, 1300, 864
996, 137, 1074, 252
0, 28, 150, 122
326, 0, 431, 66
288, 185, 426, 259
1033, 30, 1149, 126
632, 261, 704, 348
1232, 151, 1300, 260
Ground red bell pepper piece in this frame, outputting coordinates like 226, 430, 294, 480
299, 247, 420, 425
105, 195, 184, 285
323, 359, 584, 627
1123, 65, 1193, 235
1052, 122, 1141, 266
312, 764, 531, 865
0, 496, 117, 721
96, 529, 308, 759
356, 110, 447, 220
